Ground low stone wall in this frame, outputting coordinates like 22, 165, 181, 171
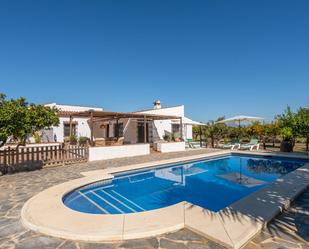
88, 144, 150, 162
155, 142, 186, 153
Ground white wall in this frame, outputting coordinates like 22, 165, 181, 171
155, 142, 186, 153
138, 105, 185, 117
138, 106, 183, 141
45, 103, 103, 142
53, 117, 91, 142
88, 144, 150, 161
124, 119, 138, 144
137, 106, 195, 141
185, 125, 193, 140
47, 103, 194, 143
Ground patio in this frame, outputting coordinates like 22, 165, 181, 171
0, 148, 308, 249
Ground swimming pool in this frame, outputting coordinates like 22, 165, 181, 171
63, 155, 308, 214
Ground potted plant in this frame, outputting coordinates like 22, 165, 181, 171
280, 127, 294, 152
78, 136, 89, 146
163, 134, 171, 142
172, 132, 181, 142
276, 107, 298, 153
69, 135, 78, 145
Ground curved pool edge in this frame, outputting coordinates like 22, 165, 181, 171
21, 151, 229, 242
21, 151, 309, 249
21, 175, 187, 241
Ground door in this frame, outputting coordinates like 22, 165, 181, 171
137, 122, 149, 143
105, 124, 110, 138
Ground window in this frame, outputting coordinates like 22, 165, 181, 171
114, 123, 124, 137
64, 123, 77, 137
172, 124, 180, 138
172, 124, 180, 134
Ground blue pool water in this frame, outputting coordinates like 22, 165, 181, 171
63, 155, 308, 214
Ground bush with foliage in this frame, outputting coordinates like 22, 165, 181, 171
276, 106, 298, 144
0, 93, 59, 147
69, 135, 78, 145
78, 136, 89, 146
295, 107, 309, 151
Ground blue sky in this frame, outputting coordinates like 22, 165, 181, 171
0, 0, 308, 122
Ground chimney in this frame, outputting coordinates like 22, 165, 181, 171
153, 100, 162, 109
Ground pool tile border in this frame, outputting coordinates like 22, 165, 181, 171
21, 151, 309, 249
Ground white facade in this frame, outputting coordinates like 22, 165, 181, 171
44, 103, 103, 142
155, 141, 186, 153
138, 105, 193, 141
88, 144, 150, 161
45, 102, 197, 143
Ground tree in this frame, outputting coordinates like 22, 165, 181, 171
265, 122, 280, 147
203, 117, 228, 147
245, 122, 267, 149
296, 107, 309, 151
0, 93, 59, 147
276, 106, 298, 146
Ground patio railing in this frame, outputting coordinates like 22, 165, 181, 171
0, 144, 89, 174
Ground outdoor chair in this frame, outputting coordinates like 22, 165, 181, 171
240, 138, 260, 151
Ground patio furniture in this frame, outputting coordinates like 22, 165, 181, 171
240, 138, 260, 151
94, 138, 105, 147
115, 137, 124, 146
188, 141, 202, 149
221, 139, 240, 150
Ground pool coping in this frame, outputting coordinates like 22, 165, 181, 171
21, 151, 309, 249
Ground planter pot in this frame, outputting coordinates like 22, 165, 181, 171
280, 140, 293, 152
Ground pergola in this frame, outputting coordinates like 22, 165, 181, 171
59, 110, 183, 146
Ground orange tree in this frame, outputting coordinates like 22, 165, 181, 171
296, 107, 309, 151
0, 93, 59, 148
265, 122, 280, 147
245, 122, 267, 149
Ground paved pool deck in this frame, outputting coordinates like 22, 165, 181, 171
0, 148, 308, 249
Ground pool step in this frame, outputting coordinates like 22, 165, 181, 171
80, 189, 145, 214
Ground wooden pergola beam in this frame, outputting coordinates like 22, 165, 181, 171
144, 115, 147, 143
69, 115, 73, 136
90, 111, 94, 146
58, 110, 181, 121
180, 117, 183, 140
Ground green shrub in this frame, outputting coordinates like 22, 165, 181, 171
78, 136, 88, 145
69, 135, 77, 144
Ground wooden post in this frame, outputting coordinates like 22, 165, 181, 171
199, 125, 202, 147
69, 115, 73, 136
90, 111, 94, 146
144, 115, 147, 143
116, 118, 119, 139
180, 117, 183, 140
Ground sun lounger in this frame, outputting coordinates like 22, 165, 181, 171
217, 140, 240, 150
240, 138, 259, 151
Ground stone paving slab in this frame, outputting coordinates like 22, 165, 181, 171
0, 148, 308, 249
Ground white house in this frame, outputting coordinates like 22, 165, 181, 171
45, 100, 201, 145
44, 103, 103, 142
